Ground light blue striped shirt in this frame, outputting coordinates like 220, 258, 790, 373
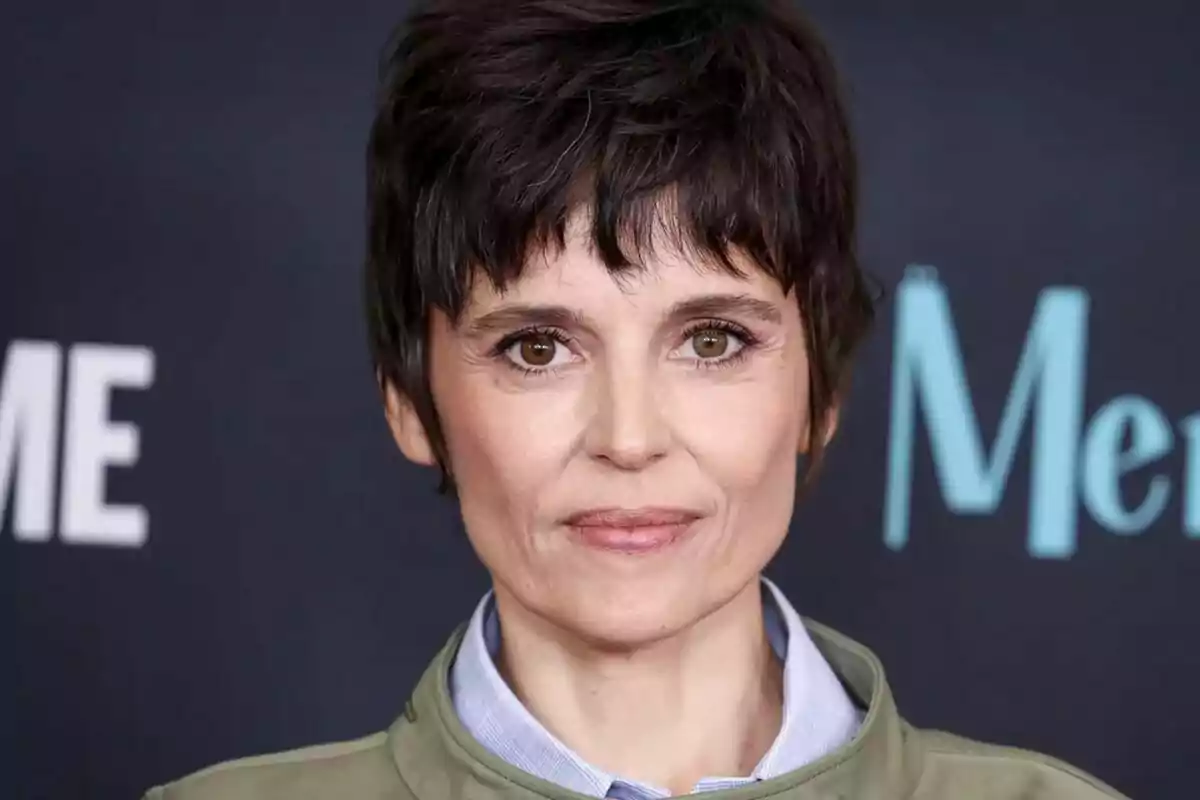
450, 578, 862, 799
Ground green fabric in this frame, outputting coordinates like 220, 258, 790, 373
145, 620, 1130, 800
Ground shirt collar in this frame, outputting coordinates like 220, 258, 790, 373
449, 578, 862, 798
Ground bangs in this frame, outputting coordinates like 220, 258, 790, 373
470, 174, 785, 307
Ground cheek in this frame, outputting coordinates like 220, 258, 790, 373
671, 359, 809, 489
671, 362, 806, 565
435, 371, 581, 538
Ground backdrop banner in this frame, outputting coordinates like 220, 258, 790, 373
4, 2, 1198, 798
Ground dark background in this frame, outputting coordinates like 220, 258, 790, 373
4, 1, 1198, 798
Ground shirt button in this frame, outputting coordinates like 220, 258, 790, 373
404, 699, 418, 723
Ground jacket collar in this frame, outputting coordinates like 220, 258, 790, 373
390, 618, 922, 800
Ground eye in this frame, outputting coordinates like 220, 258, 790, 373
503, 331, 571, 370
678, 326, 746, 361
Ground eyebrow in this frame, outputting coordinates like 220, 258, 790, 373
462, 305, 590, 338
462, 293, 783, 338
667, 294, 783, 326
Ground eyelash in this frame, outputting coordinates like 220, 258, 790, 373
490, 320, 762, 376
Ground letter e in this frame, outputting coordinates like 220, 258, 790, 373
59, 344, 154, 547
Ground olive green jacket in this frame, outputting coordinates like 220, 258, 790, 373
144, 620, 1129, 800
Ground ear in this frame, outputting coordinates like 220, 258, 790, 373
799, 403, 841, 454
383, 379, 437, 466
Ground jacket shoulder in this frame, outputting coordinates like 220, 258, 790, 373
909, 727, 1130, 800
143, 731, 413, 800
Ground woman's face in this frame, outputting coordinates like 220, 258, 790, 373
388, 221, 817, 648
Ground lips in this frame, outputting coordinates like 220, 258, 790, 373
563, 507, 702, 554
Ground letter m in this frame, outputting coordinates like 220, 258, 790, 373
883, 267, 1089, 559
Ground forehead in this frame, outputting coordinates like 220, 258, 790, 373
463, 226, 788, 318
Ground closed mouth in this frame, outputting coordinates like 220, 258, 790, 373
562, 507, 703, 554
562, 507, 703, 528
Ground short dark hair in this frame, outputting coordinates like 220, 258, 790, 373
366, 0, 876, 490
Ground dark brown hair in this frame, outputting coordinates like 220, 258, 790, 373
366, 0, 877, 490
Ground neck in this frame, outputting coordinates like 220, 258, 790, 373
491, 580, 784, 796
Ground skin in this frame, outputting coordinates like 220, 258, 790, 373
385, 213, 834, 794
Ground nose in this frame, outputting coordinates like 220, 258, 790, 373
583, 360, 671, 471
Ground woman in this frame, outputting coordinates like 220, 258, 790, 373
145, 1, 1128, 798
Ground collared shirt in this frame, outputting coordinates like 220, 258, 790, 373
450, 578, 863, 799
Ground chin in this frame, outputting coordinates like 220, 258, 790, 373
550, 581, 718, 651
566, 613, 696, 652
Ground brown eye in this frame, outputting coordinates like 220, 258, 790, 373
516, 333, 558, 367
691, 328, 730, 359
